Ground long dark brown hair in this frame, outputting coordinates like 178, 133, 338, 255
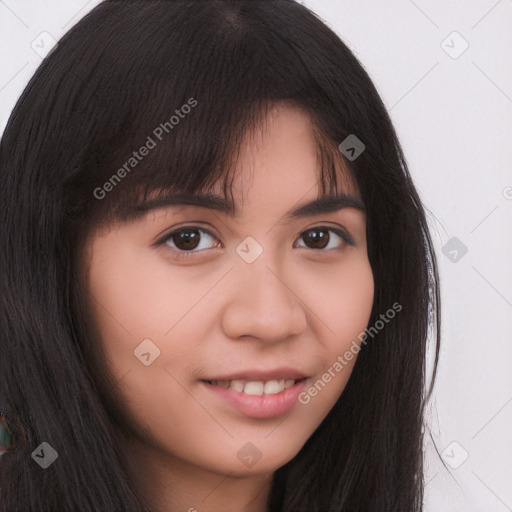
0, 1, 440, 510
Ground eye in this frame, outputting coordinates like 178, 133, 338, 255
160, 226, 220, 257
295, 226, 355, 250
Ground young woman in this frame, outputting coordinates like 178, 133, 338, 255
0, 1, 441, 510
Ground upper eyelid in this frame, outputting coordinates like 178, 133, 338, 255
156, 224, 217, 244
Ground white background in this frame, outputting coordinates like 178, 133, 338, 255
1, 1, 511, 510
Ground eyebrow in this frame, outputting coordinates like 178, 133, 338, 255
121, 191, 365, 221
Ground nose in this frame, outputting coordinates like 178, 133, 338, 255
221, 253, 308, 344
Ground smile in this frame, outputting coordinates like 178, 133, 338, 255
203, 378, 306, 396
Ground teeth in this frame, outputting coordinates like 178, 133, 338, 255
230, 380, 244, 392
243, 381, 264, 396
209, 378, 300, 395
264, 379, 285, 394
284, 379, 295, 389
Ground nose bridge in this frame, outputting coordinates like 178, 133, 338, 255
221, 242, 307, 342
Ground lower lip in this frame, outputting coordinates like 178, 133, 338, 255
202, 379, 308, 419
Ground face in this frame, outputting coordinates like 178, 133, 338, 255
82, 104, 374, 477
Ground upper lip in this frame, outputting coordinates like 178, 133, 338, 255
203, 367, 308, 382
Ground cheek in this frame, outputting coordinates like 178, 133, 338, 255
304, 255, 374, 345
86, 241, 214, 356
85, 243, 217, 441
85, 240, 232, 417
87, 245, 172, 337
294, 256, 374, 412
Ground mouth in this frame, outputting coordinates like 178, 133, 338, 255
202, 377, 308, 396
201, 377, 309, 419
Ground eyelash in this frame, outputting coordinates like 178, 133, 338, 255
157, 225, 356, 259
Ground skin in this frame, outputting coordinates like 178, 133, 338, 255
82, 104, 374, 512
